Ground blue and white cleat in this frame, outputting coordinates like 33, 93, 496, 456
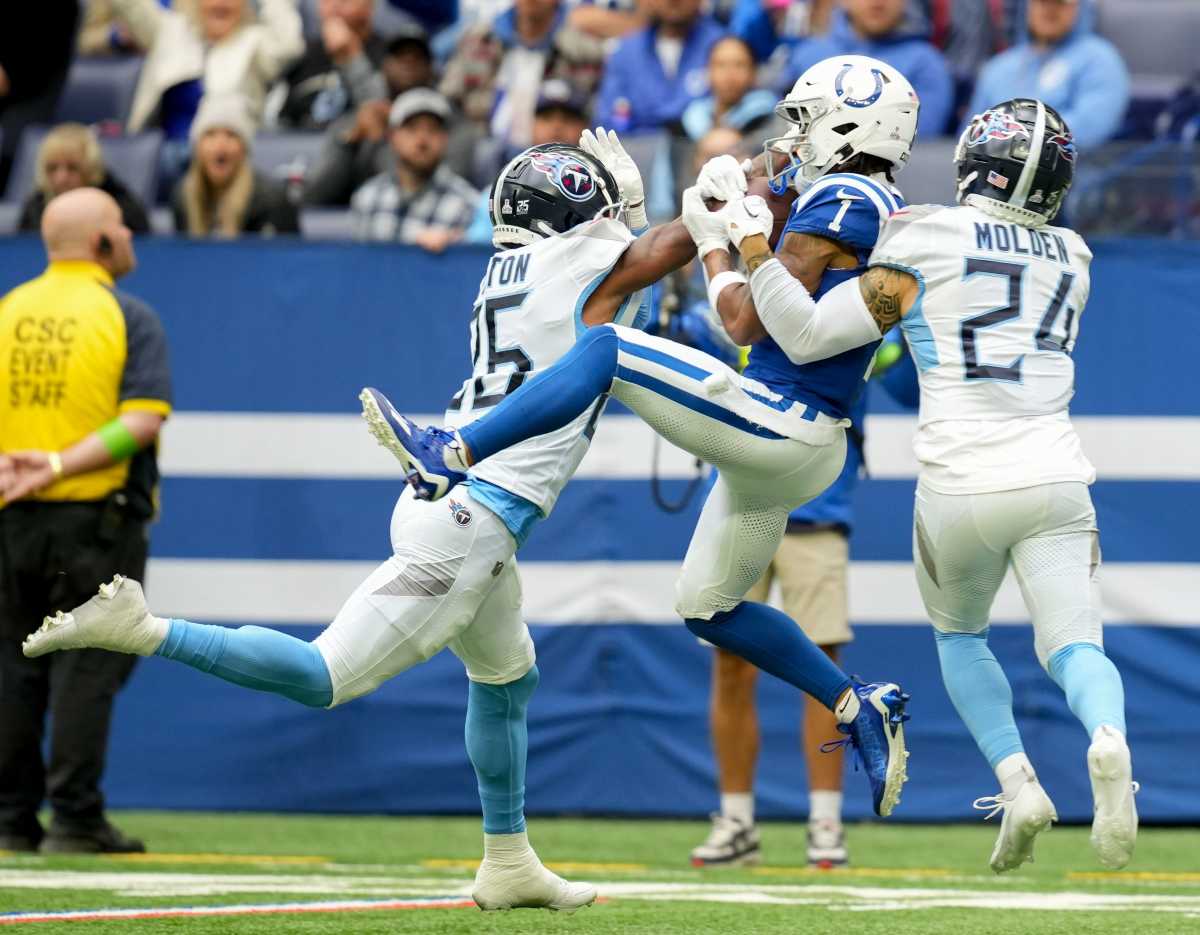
359, 387, 468, 501
826, 681, 911, 817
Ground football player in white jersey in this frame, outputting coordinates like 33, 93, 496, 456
365, 58, 918, 820
21, 134, 702, 912
682, 97, 1137, 873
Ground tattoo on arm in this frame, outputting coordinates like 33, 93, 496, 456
740, 235, 774, 273
858, 266, 911, 332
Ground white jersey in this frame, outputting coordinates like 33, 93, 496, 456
443, 217, 643, 515
871, 203, 1095, 495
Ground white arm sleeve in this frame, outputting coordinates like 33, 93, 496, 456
748, 258, 882, 365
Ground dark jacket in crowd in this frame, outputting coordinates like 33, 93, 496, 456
18, 173, 151, 234
278, 34, 389, 131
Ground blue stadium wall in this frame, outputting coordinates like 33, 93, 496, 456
3, 237, 1198, 824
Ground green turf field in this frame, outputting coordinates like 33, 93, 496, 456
2, 813, 1198, 934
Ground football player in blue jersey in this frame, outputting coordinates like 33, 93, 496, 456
365, 55, 920, 819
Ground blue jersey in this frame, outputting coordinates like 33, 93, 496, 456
743, 172, 905, 420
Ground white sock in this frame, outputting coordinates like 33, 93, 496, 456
809, 790, 842, 825
482, 831, 536, 867
834, 688, 860, 724
149, 615, 170, 652
995, 752, 1036, 799
721, 792, 754, 826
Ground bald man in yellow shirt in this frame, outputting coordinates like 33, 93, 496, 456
0, 188, 171, 853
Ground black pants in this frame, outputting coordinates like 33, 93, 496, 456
0, 501, 148, 840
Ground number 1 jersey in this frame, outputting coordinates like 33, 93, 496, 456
444, 217, 645, 519
871, 204, 1095, 495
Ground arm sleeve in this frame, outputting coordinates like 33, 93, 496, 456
116, 293, 172, 415
748, 260, 882, 364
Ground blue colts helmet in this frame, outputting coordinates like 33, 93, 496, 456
490, 143, 623, 249
955, 98, 1076, 225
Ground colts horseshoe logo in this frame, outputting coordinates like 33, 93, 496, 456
834, 63, 885, 108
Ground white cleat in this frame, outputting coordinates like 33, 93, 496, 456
974, 775, 1058, 874
471, 853, 596, 912
22, 575, 166, 659
1088, 725, 1139, 870
689, 814, 761, 868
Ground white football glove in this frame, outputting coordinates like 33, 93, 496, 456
580, 126, 646, 230
723, 195, 774, 251
695, 154, 750, 204
681, 185, 730, 260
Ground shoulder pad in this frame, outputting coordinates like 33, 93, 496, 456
873, 203, 956, 258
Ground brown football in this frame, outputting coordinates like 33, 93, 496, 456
705, 177, 797, 249
747, 175, 798, 249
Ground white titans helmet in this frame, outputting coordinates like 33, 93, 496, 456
765, 55, 920, 195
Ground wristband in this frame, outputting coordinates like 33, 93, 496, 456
625, 199, 648, 234
707, 270, 747, 312
97, 418, 140, 461
47, 451, 64, 480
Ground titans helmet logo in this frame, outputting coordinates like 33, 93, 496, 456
966, 110, 1032, 147
529, 152, 597, 203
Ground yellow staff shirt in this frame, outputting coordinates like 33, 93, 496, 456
0, 260, 172, 505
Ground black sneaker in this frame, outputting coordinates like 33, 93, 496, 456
41, 822, 145, 854
0, 833, 41, 853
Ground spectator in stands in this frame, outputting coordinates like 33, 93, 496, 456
351, 88, 478, 249
440, 0, 605, 151
172, 95, 300, 237
731, 0, 835, 62
919, 0, 1010, 117
0, 1, 80, 192
276, 0, 387, 131
681, 36, 777, 142
788, 0, 953, 138
967, 0, 1129, 150
303, 26, 435, 206
18, 125, 151, 235
567, 0, 646, 41
79, 0, 152, 56
465, 78, 591, 243
112, 0, 304, 139
594, 0, 725, 135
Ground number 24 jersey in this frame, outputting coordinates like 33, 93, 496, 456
871, 203, 1095, 495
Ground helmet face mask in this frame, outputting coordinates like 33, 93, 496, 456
955, 98, 1076, 226
490, 144, 623, 249
764, 55, 919, 195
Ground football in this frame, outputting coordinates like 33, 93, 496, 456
747, 175, 798, 249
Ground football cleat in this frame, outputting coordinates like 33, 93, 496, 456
22, 576, 166, 658
689, 814, 761, 868
359, 387, 468, 501
806, 818, 848, 868
974, 774, 1057, 873
1088, 725, 1138, 870
823, 681, 911, 817
472, 854, 597, 912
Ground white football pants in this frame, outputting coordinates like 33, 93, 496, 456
913, 479, 1103, 667
314, 488, 535, 706
606, 325, 849, 620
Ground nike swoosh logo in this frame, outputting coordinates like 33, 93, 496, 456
835, 188, 866, 201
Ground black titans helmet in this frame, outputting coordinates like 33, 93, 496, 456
490, 143, 622, 248
954, 98, 1076, 225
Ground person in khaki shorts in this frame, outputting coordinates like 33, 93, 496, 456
690, 338, 917, 869
689, 466, 855, 869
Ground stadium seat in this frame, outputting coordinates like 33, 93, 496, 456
0, 202, 21, 235
54, 57, 143, 126
2, 127, 163, 209
300, 208, 355, 240
1096, 0, 1200, 100
252, 132, 328, 188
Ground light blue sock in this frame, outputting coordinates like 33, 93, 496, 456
465, 666, 539, 835
1047, 642, 1126, 736
458, 326, 617, 462
156, 619, 333, 708
934, 630, 1024, 768
686, 602, 853, 710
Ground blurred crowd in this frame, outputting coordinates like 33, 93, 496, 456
0, 0, 1195, 248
